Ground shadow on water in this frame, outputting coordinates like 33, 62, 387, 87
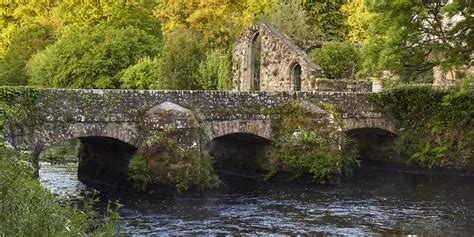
40, 161, 474, 236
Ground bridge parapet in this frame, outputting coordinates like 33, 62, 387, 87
6, 88, 398, 189
10, 89, 396, 149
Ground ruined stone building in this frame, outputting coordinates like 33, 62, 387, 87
232, 24, 371, 92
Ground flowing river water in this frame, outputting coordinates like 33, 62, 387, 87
39, 161, 474, 235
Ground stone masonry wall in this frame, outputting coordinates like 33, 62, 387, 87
11, 89, 395, 151
231, 24, 372, 92
232, 24, 324, 92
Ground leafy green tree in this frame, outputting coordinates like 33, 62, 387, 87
0, 0, 58, 55
363, 0, 473, 82
155, 0, 249, 49
341, 0, 372, 43
120, 57, 161, 90
303, 0, 348, 41
242, 0, 274, 24
197, 49, 232, 90
27, 25, 161, 89
0, 23, 51, 86
259, 0, 315, 40
57, 0, 162, 39
157, 29, 205, 90
311, 41, 360, 79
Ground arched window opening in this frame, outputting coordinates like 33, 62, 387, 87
251, 32, 261, 91
291, 63, 302, 91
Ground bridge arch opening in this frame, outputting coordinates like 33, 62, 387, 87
38, 136, 137, 190
208, 132, 272, 176
345, 128, 398, 165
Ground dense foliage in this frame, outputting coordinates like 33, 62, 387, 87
197, 49, 232, 90
269, 100, 359, 182
372, 84, 474, 168
128, 155, 151, 191
304, 0, 348, 41
0, 23, 51, 86
120, 57, 160, 90
363, 0, 473, 82
310, 41, 360, 79
28, 25, 162, 89
0, 154, 119, 236
260, 0, 314, 40
0, 86, 119, 235
156, 29, 204, 90
133, 130, 220, 192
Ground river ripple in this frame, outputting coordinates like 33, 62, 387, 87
39, 162, 474, 235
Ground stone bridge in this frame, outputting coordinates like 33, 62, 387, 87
9, 89, 397, 187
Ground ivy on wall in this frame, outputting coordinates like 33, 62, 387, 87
268, 100, 359, 182
371, 84, 474, 168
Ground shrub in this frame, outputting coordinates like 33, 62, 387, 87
0, 153, 119, 236
269, 100, 359, 182
372, 85, 474, 168
128, 155, 151, 191
119, 57, 161, 89
156, 29, 205, 90
310, 41, 360, 79
197, 49, 232, 90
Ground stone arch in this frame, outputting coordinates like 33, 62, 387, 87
30, 123, 140, 187
204, 120, 272, 141
29, 122, 140, 151
290, 62, 302, 91
345, 127, 397, 162
208, 132, 272, 173
342, 118, 398, 135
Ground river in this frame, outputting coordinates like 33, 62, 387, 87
39, 161, 474, 235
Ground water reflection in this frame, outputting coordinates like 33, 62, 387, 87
39, 162, 474, 235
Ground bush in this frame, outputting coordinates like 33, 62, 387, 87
157, 29, 205, 90
127, 155, 151, 191
0, 87, 119, 235
27, 25, 162, 89
310, 41, 360, 79
0, 151, 119, 236
119, 57, 161, 89
372, 85, 474, 168
197, 49, 232, 90
269, 100, 359, 182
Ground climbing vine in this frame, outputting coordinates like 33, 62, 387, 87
0, 87, 40, 142
129, 128, 220, 192
371, 84, 474, 168
268, 100, 359, 183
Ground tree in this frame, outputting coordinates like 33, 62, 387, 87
341, 0, 373, 43
259, 0, 315, 40
27, 25, 161, 89
311, 41, 360, 79
242, 0, 274, 24
303, 0, 348, 41
156, 29, 205, 90
197, 49, 232, 90
155, 0, 249, 49
0, 0, 58, 55
119, 57, 161, 90
363, 0, 473, 82
0, 23, 51, 86
57, 1, 162, 39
